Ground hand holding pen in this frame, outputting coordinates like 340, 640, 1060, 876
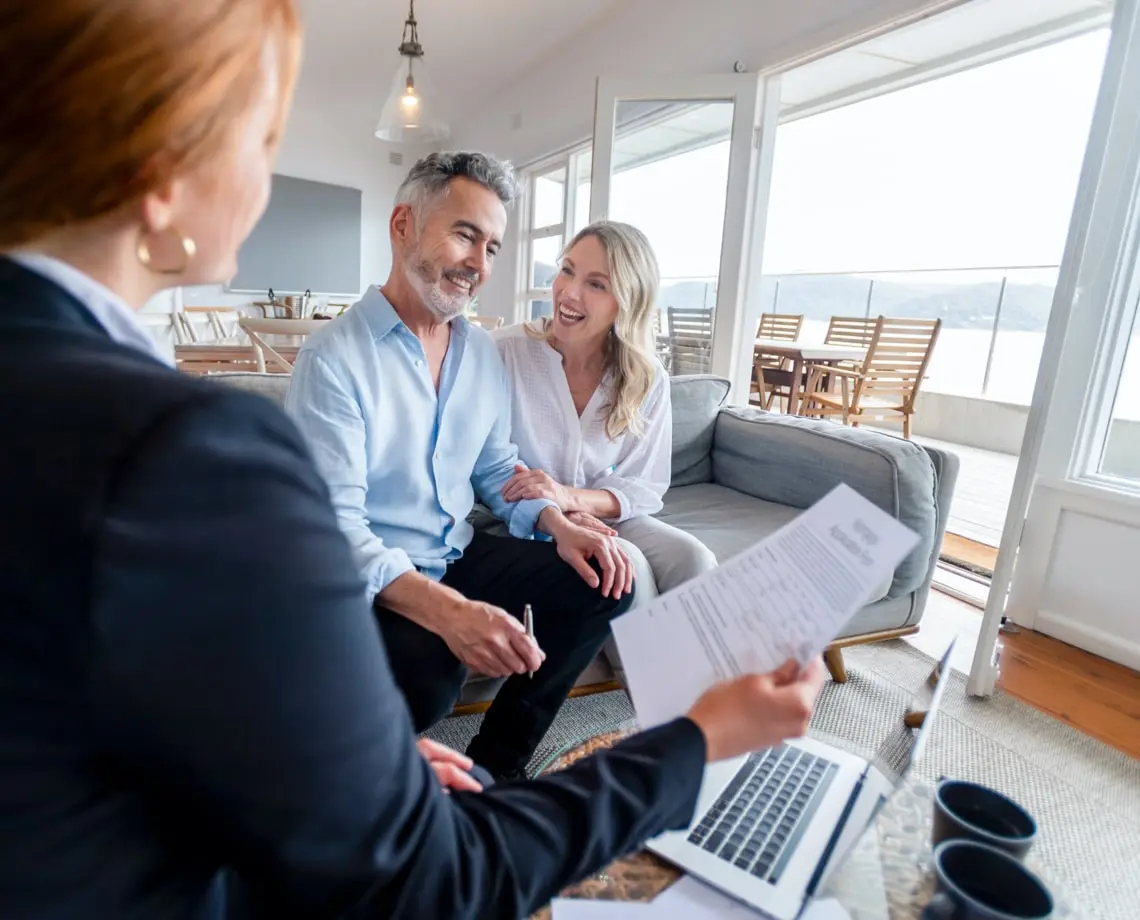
523, 604, 537, 679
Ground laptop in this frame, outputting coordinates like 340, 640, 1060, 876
647, 640, 955, 920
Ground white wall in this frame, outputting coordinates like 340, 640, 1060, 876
177, 95, 433, 313
452, 0, 957, 320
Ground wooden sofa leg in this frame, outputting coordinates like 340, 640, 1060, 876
823, 648, 848, 683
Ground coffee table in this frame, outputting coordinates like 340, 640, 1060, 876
530, 728, 1077, 920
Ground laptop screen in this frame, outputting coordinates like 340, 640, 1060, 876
871, 638, 955, 789
811, 639, 957, 893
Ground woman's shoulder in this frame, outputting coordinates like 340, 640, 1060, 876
491, 321, 546, 356
647, 355, 670, 399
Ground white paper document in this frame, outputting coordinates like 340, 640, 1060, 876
649, 876, 852, 918
551, 878, 852, 919
550, 898, 653, 918
648, 874, 764, 916
611, 483, 919, 729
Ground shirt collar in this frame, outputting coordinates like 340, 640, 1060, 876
357, 284, 471, 342
7, 252, 172, 366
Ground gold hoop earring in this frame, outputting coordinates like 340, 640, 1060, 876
136, 227, 197, 276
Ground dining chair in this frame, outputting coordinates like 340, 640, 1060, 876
666, 306, 713, 375
750, 313, 804, 409
238, 317, 327, 374
800, 316, 941, 439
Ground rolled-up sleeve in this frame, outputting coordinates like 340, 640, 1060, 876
285, 350, 415, 600
594, 369, 672, 522
470, 364, 557, 537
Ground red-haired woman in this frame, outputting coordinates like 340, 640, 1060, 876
0, 2, 826, 918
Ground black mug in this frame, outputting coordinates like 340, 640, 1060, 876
933, 779, 1037, 860
923, 840, 1054, 920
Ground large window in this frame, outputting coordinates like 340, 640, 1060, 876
754, 30, 1109, 406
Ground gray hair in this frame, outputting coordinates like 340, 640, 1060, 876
395, 151, 518, 217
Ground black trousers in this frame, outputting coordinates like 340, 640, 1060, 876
375, 532, 634, 777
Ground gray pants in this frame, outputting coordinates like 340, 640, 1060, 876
605, 515, 719, 673
614, 514, 719, 602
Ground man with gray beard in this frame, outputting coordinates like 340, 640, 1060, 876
285, 152, 636, 782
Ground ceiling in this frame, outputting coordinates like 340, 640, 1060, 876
293, 0, 624, 130
778, 0, 1112, 119
595, 0, 1112, 175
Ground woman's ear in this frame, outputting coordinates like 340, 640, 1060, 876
139, 177, 179, 235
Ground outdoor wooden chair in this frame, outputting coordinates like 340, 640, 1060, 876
800, 316, 941, 439
666, 306, 713, 375
749, 312, 804, 409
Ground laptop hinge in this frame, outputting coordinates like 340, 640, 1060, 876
800, 764, 869, 909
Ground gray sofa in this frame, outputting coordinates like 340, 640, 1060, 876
210, 372, 958, 697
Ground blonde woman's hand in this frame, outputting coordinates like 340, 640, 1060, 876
565, 510, 617, 536
501, 464, 575, 511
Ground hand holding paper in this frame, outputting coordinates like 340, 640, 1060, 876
611, 484, 919, 730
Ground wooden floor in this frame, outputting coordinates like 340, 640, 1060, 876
911, 590, 1140, 760
997, 625, 1140, 760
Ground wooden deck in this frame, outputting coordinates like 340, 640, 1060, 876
909, 434, 1018, 550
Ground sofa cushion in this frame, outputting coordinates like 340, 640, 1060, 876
670, 375, 731, 487
208, 371, 290, 407
658, 482, 891, 605
709, 408, 938, 598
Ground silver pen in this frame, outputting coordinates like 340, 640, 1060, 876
523, 604, 535, 679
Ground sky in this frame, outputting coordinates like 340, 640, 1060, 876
593, 29, 1111, 283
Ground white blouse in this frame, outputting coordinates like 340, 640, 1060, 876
492, 323, 672, 522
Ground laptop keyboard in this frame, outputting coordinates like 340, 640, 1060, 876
687, 745, 838, 884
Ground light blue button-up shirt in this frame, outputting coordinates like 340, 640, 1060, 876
284, 287, 556, 602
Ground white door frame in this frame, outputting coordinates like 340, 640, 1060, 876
969, 0, 1140, 694
589, 74, 780, 401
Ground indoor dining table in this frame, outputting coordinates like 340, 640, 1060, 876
174, 333, 307, 376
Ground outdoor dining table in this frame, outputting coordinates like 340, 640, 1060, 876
753, 337, 866, 415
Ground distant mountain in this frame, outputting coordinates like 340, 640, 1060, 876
535, 261, 1055, 332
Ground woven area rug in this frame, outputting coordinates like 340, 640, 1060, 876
424, 640, 1140, 920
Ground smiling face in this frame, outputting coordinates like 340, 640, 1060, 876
394, 176, 506, 321
551, 233, 621, 348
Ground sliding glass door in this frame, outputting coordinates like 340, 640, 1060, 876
971, 0, 1140, 693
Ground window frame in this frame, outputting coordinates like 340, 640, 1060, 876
515, 149, 591, 324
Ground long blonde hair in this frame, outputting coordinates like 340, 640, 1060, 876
531, 221, 660, 440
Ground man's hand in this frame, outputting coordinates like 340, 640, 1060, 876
686, 658, 828, 762
541, 510, 633, 600
438, 598, 545, 678
502, 464, 576, 511
417, 738, 483, 793
565, 510, 617, 536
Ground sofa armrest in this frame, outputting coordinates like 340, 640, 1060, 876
710, 408, 956, 600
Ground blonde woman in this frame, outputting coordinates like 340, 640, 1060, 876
496, 221, 718, 600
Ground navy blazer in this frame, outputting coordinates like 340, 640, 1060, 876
0, 258, 706, 919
